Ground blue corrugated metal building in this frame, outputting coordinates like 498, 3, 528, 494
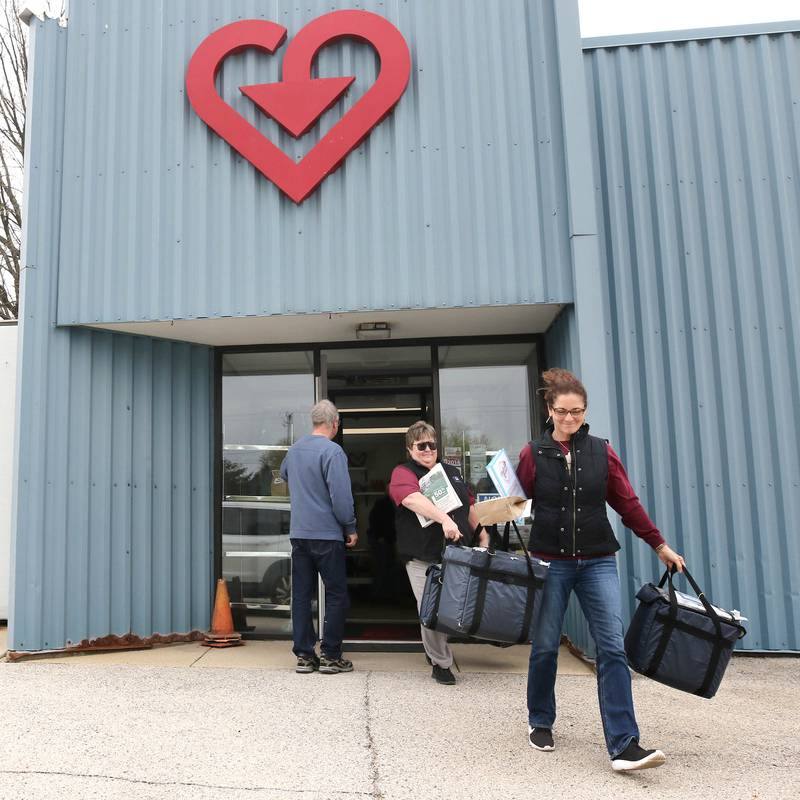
8, 1, 799, 655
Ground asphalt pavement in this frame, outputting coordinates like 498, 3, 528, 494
0, 640, 797, 800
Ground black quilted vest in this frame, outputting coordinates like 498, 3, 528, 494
529, 424, 620, 557
395, 460, 475, 563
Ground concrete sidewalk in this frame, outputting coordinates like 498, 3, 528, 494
0, 630, 797, 800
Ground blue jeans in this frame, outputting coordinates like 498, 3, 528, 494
291, 539, 350, 660
527, 555, 639, 758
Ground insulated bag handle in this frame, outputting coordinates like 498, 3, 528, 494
510, 520, 537, 584
658, 565, 722, 633
476, 521, 537, 584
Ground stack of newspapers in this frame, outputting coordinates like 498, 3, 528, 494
415, 463, 462, 528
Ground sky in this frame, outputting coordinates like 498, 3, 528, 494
578, 0, 800, 38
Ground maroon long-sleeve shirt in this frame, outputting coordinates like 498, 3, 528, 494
516, 443, 665, 555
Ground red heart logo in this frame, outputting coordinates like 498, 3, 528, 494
186, 11, 411, 203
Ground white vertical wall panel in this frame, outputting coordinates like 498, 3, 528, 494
10, 21, 214, 652
0, 324, 17, 621
583, 28, 800, 651
54, 0, 575, 326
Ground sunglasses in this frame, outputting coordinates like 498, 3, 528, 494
413, 441, 438, 452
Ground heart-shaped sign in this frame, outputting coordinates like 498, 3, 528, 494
186, 10, 411, 203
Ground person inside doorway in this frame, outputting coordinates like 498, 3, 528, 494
280, 400, 358, 674
389, 421, 487, 684
516, 368, 685, 772
366, 493, 398, 601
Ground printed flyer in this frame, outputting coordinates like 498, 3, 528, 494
486, 448, 527, 500
416, 462, 463, 528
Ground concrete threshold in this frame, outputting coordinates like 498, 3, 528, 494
0, 626, 591, 675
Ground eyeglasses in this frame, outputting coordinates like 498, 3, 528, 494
552, 407, 586, 418
413, 441, 438, 451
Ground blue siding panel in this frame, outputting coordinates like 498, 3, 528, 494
12, 329, 214, 650
131, 339, 155, 636
10, 22, 214, 652
544, 306, 579, 374
53, 0, 575, 326
583, 29, 800, 651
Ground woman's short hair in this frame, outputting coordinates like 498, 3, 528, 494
540, 368, 588, 408
405, 420, 436, 450
311, 399, 339, 427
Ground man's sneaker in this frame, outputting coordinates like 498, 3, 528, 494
432, 664, 456, 685
319, 656, 354, 674
528, 726, 555, 751
611, 741, 666, 772
295, 654, 319, 674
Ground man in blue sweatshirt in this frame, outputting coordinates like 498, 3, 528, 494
280, 399, 357, 674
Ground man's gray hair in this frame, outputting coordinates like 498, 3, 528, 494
311, 399, 339, 427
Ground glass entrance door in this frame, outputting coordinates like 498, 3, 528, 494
221, 351, 315, 635
437, 342, 538, 544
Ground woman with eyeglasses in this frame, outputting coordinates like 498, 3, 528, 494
516, 368, 685, 772
389, 420, 487, 684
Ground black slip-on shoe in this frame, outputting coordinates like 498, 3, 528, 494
611, 741, 666, 772
432, 664, 456, 684
528, 726, 555, 751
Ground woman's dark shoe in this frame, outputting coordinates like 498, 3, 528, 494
528, 726, 555, 751
431, 664, 456, 684
611, 741, 666, 772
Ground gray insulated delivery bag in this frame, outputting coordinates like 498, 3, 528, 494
420, 527, 549, 644
625, 567, 746, 698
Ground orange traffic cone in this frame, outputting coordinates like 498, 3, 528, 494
203, 579, 244, 648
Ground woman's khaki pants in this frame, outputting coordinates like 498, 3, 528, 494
405, 558, 454, 668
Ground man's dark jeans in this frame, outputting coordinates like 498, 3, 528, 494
291, 538, 350, 660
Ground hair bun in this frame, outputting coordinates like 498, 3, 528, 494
539, 368, 588, 407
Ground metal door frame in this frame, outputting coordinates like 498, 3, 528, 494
214, 333, 545, 643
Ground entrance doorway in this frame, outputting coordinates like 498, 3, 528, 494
217, 336, 540, 644
322, 346, 434, 641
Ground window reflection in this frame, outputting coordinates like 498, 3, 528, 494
439, 364, 532, 491
439, 354, 535, 548
223, 373, 313, 498
222, 352, 315, 635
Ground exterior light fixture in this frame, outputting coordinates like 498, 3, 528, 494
355, 322, 391, 340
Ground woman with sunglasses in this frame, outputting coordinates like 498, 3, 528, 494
389, 421, 487, 684
516, 368, 685, 772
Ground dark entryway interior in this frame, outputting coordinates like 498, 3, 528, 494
326, 347, 435, 641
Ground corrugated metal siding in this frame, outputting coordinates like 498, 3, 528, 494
583, 30, 800, 651
54, 0, 575, 325
10, 21, 214, 652
543, 305, 579, 372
